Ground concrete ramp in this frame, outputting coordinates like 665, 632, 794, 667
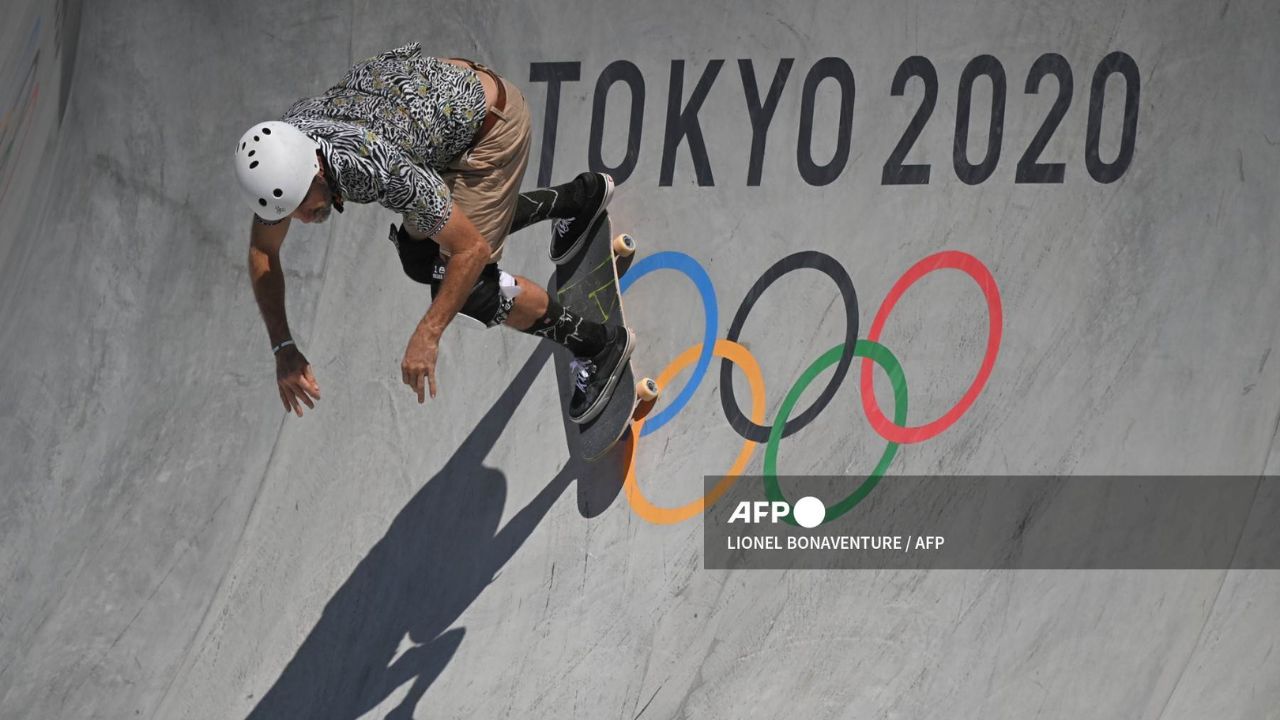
1, 0, 1278, 718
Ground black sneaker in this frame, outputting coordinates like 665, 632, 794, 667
549, 172, 614, 264
568, 325, 635, 424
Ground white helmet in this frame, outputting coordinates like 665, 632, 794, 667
233, 121, 320, 221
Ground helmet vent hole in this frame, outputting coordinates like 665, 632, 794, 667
253, 135, 260, 142
249, 160, 259, 169
262, 127, 272, 135
248, 150, 256, 157
258, 198, 267, 207
240, 142, 245, 150
272, 188, 283, 198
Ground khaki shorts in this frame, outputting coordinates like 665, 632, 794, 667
432, 74, 531, 263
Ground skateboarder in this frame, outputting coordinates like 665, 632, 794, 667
235, 44, 633, 423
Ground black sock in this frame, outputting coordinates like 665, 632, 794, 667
521, 298, 608, 357
509, 175, 591, 233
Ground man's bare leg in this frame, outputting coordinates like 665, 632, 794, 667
504, 273, 617, 366
504, 275, 550, 330
503, 274, 634, 424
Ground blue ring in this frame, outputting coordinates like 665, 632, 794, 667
619, 251, 718, 435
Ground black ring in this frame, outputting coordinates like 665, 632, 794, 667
719, 251, 859, 442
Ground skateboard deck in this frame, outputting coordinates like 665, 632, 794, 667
550, 212, 658, 461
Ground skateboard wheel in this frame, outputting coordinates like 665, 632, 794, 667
636, 377, 659, 402
612, 233, 636, 257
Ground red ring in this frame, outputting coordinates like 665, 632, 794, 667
860, 251, 1002, 444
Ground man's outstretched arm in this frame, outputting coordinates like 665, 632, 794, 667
248, 216, 321, 416
401, 206, 489, 403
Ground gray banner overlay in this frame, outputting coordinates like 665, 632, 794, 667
704, 476, 1280, 569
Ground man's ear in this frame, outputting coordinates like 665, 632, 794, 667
315, 153, 333, 193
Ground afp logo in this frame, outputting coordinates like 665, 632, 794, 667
728, 496, 827, 529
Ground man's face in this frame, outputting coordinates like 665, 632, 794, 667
291, 174, 333, 224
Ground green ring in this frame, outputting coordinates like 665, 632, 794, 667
764, 340, 908, 525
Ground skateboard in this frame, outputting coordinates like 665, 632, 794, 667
550, 212, 660, 461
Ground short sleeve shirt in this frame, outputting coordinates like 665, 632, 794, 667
280, 43, 487, 237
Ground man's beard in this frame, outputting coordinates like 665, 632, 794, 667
313, 205, 332, 223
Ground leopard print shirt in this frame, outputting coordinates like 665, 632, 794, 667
280, 43, 487, 237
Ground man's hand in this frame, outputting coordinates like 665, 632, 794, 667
398, 206, 488, 404
249, 214, 320, 416
276, 345, 321, 416
402, 325, 440, 402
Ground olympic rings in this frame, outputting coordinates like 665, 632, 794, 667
859, 250, 1002, 444
619, 251, 718, 436
623, 340, 765, 525
611, 247, 1002, 526
720, 251, 859, 442
763, 340, 908, 525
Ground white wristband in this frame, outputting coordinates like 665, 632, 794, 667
272, 339, 295, 354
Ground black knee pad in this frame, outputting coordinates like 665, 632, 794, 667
389, 223, 441, 285
429, 262, 519, 328
391, 223, 518, 327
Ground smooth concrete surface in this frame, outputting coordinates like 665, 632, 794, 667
1, 1, 1278, 718
0, 0, 80, 271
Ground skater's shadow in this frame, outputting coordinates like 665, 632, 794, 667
247, 344, 631, 719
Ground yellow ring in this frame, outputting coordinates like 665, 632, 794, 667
624, 340, 766, 525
